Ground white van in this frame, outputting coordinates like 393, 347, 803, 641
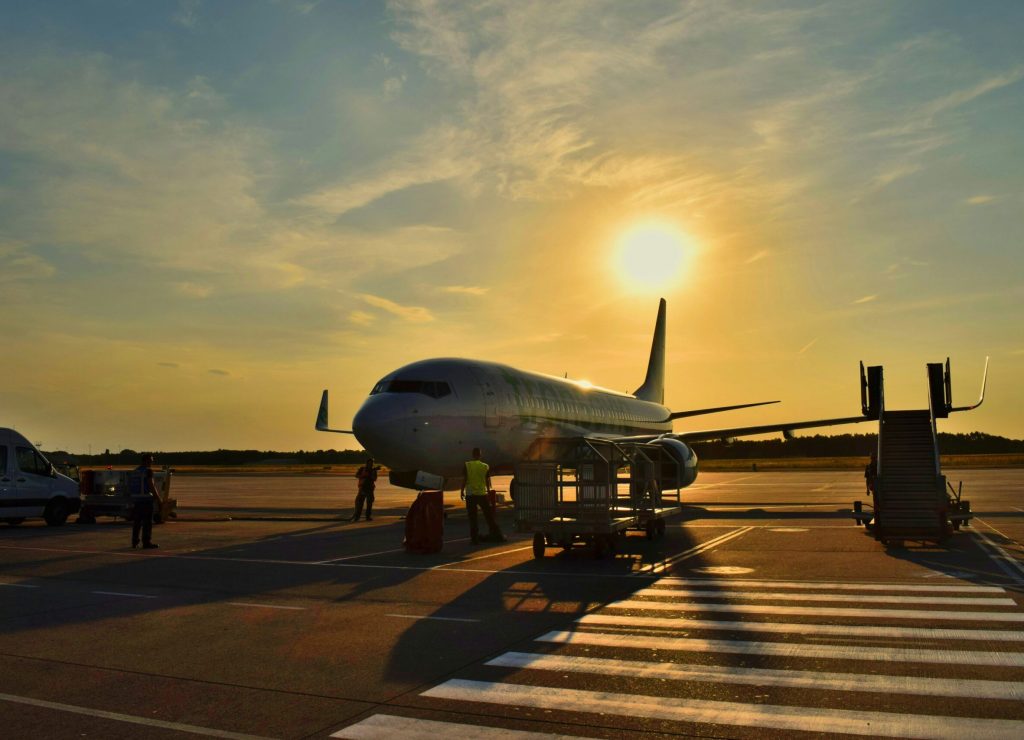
0, 428, 81, 526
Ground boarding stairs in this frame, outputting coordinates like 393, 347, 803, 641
873, 410, 948, 542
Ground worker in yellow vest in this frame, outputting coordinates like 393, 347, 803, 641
461, 447, 505, 544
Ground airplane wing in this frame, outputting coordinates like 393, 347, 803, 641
666, 400, 779, 420
611, 414, 870, 445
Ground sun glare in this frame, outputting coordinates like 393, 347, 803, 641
612, 222, 695, 292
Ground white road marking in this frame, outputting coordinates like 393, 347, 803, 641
0, 582, 38, 588
433, 544, 534, 567
422, 679, 1024, 739
227, 602, 306, 611
641, 527, 753, 574
632, 587, 1015, 606
92, 591, 157, 599
386, 614, 480, 623
655, 577, 1005, 592
575, 613, 1024, 641
332, 713, 579, 738
0, 691, 272, 739
973, 525, 1024, 584
487, 652, 1024, 701
607, 598, 1024, 622
538, 630, 1024, 666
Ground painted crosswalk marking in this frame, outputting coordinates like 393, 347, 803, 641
606, 598, 1024, 621
632, 587, 1015, 605
653, 577, 1007, 593
335, 576, 1024, 739
486, 652, 1024, 701
331, 713, 580, 739
538, 629, 1024, 666
575, 612, 1024, 641
422, 679, 1024, 740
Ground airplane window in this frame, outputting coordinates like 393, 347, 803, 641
383, 379, 451, 398
0, 446, 6, 475
370, 381, 388, 395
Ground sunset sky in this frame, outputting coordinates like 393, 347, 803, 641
2, 1, 1022, 453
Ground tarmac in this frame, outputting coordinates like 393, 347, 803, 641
1, 469, 1022, 738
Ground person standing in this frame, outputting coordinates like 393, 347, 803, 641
352, 458, 378, 521
461, 447, 505, 544
131, 453, 159, 549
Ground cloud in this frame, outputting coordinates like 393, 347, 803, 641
0, 241, 55, 282
358, 293, 434, 323
797, 338, 817, 354
966, 195, 996, 205
442, 285, 488, 295
173, 0, 201, 28
208, 369, 230, 376
744, 249, 770, 265
175, 282, 213, 298
852, 295, 877, 304
348, 310, 375, 326
158, 362, 179, 368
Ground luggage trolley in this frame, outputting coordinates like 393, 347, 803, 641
514, 437, 682, 558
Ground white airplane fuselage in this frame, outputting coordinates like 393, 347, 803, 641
352, 358, 672, 487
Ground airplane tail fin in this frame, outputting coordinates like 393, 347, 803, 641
633, 298, 666, 404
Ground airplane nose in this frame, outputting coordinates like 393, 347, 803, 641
352, 395, 406, 463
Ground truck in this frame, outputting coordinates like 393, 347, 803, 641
0, 427, 81, 526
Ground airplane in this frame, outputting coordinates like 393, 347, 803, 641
316, 299, 987, 491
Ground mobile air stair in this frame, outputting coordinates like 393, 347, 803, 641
855, 359, 985, 545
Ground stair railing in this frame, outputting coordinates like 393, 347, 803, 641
926, 368, 943, 477
875, 382, 885, 480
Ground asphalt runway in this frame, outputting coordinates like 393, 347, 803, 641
1, 470, 1022, 738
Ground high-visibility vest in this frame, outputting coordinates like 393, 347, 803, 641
464, 460, 489, 496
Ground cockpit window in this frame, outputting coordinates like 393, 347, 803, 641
369, 379, 451, 398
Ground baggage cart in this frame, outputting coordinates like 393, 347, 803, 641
78, 468, 175, 524
514, 437, 681, 558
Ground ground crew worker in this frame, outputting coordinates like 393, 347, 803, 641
131, 453, 159, 549
352, 458, 379, 521
461, 447, 505, 544
865, 451, 877, 496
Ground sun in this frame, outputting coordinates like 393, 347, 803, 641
612, 221, 695, 292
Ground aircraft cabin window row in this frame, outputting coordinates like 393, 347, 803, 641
0, 446, 6, 475
369, 380, 452, 399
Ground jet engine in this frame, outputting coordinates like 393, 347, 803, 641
648, 437, 698, 489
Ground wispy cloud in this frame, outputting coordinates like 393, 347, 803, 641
208, 368, 230, 376
744, 249, 770, 265
852, 294, 877, 304
966, 194, 996, 205
442, 285, 488, 295
158, 362, 179, 368
359, 293, 434, 323
173, 0, 201, 28
175, 282, 213, 298
348, 310, 375, 326
797, 338, 818, 354
0, 241, 55, 282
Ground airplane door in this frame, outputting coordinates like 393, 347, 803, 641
469, 367, 500, 428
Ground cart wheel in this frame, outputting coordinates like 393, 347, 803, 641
645, 520, 656, 540
656, 519, 666, 538
532, 533, 545, 559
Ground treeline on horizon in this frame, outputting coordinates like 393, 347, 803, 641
45, 431, 1024, 466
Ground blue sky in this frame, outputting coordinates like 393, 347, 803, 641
2, 1, 1022, 451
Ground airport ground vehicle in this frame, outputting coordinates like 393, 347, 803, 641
78, 467, 175, 524
0, 427, 81, 526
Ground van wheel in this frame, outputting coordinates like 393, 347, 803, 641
44, 499, 69, 527
4, 518, 25, 527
